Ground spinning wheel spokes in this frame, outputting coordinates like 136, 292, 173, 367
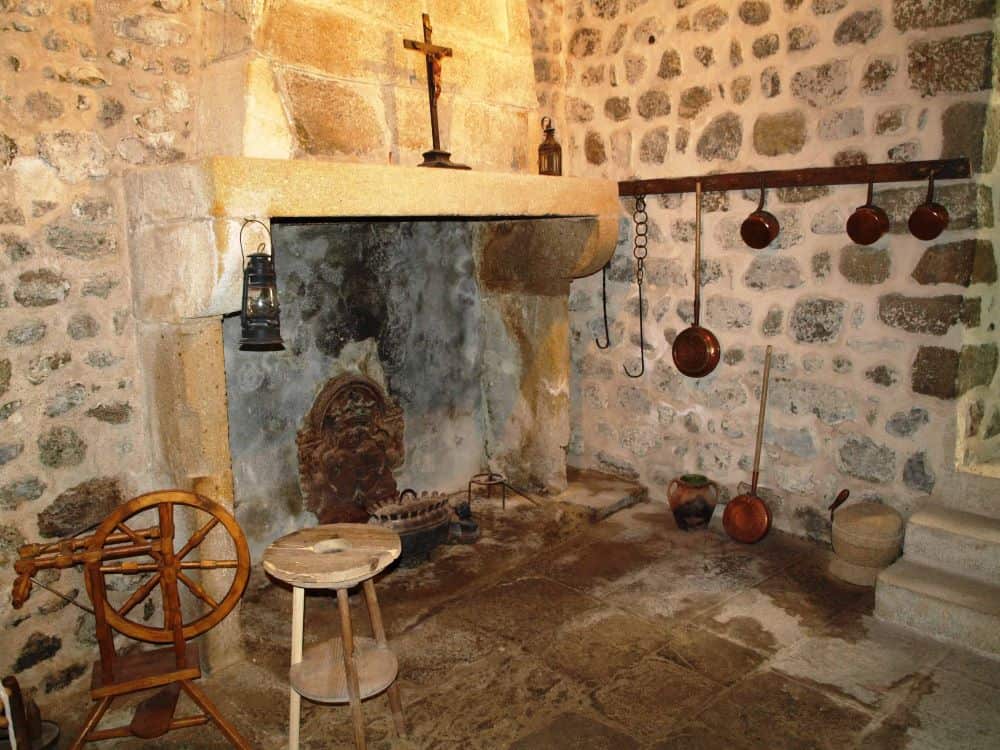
178, 571, 219, 608
117, 573, 161, 618
177, 517, 219, 560
92, 491, 251, 644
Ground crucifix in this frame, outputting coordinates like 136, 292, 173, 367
403, 13, 470, 170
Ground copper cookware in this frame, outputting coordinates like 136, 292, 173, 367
672, 181, 721, 379
908, 173, 949, 241
723, 345, 774, 544
740, 186, 780, 250
846, 182, 889, 246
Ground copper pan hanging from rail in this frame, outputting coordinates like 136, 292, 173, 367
672, 181, 721, 378
723, 345, 774, 544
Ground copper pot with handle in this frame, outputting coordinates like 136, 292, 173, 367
723, 346, 774, 544
846, 182, 890, 246
740, 186, 780, 250
908, 172, 949, 241
672, 181, 721, 378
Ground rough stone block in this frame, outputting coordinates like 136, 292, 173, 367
908, 32, 993, 96
788, 296, 846, 343
886, 408, 929, 438
696, 112, 742, 161
37, 478, 125, 538
570, 28, 601, 57
769, 378, 855, 424
912, 346, 959, 399
280, 69, 386, 158
834, 10, 883, 46
37, 426, 86, 469
752, 33, 779, 59
958, 344, 998, 395
941, 101, 992, 172
819, 108, 864, 141
838, 434, 896, 483
14, 269, 69, 307
694, 4, 729, 31
877, 293, 966, 335
839, 245, 890, 285
637, 89, 670, 119
911, 239, 997, 287
753, 110, 806, 156
791, 59, 849, 107
656, 48, 682, 79
892, 0, 994, 31
36, 130, 110, 183
638, 127, 668, 163
743, 256, 804, 290
263, 2, 393, 82
861, 57, 898, 95
678, 86, 712, 119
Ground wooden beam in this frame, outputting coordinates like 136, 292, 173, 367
617, 158, 972, 197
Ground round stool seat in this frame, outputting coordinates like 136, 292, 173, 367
263, 524, 401, 589
834, 502, 904, 541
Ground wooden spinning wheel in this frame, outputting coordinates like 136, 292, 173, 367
12, 490, 252, 749
87, 491, 250, 644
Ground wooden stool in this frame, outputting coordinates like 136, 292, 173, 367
263, 525, 405, 750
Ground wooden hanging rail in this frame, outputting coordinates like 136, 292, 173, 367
617, 158, 971, 197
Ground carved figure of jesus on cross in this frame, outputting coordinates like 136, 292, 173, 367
403, 13, 470, 169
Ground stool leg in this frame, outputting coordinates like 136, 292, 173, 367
289, 586, 304, 750
362, 579, 406, 737
336, 588, 366, 750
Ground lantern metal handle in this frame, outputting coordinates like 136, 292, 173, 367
240, 218, 273, 262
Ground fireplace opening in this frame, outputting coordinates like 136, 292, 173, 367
222, 217, 595, 559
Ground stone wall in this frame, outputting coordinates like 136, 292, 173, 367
200, 0, 539, 170
1, 0, 206, 700
551, 0, 1000, 535
1, 0, 550, 698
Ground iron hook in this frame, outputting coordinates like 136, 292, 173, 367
595, 261, 611, 349
623, 278, 645, 378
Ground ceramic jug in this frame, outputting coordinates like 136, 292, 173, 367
667, 474, 720, 530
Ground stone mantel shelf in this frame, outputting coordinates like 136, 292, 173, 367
125, 157, 621, 322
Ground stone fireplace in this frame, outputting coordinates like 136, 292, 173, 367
124, 158, 619, 563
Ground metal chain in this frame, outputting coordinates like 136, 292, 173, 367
632, 195, 648, 285
623, 195, 648, 378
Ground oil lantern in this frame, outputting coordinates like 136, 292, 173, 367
538, 116, 562, 176
239, 219, 284, 351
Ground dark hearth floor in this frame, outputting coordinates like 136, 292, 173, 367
51, 496, 1000, 749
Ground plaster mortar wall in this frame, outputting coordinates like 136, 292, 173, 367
547, 0, 1000, 533
0, 0, 210, 699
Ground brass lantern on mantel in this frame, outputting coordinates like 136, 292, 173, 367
538, 116, 562, 176
239, 219, 284, 351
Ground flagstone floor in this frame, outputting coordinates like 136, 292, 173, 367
54, 496, 1000, 749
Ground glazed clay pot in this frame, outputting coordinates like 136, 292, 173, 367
667, 474, 720, 531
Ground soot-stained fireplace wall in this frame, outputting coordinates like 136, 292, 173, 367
224, 219, 547, 557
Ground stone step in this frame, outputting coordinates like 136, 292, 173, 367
556, 467, 648, 522
903, 505, 1000, 586
876, 559, 1000, 656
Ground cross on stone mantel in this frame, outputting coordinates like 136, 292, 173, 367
403, 13, 470, 170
